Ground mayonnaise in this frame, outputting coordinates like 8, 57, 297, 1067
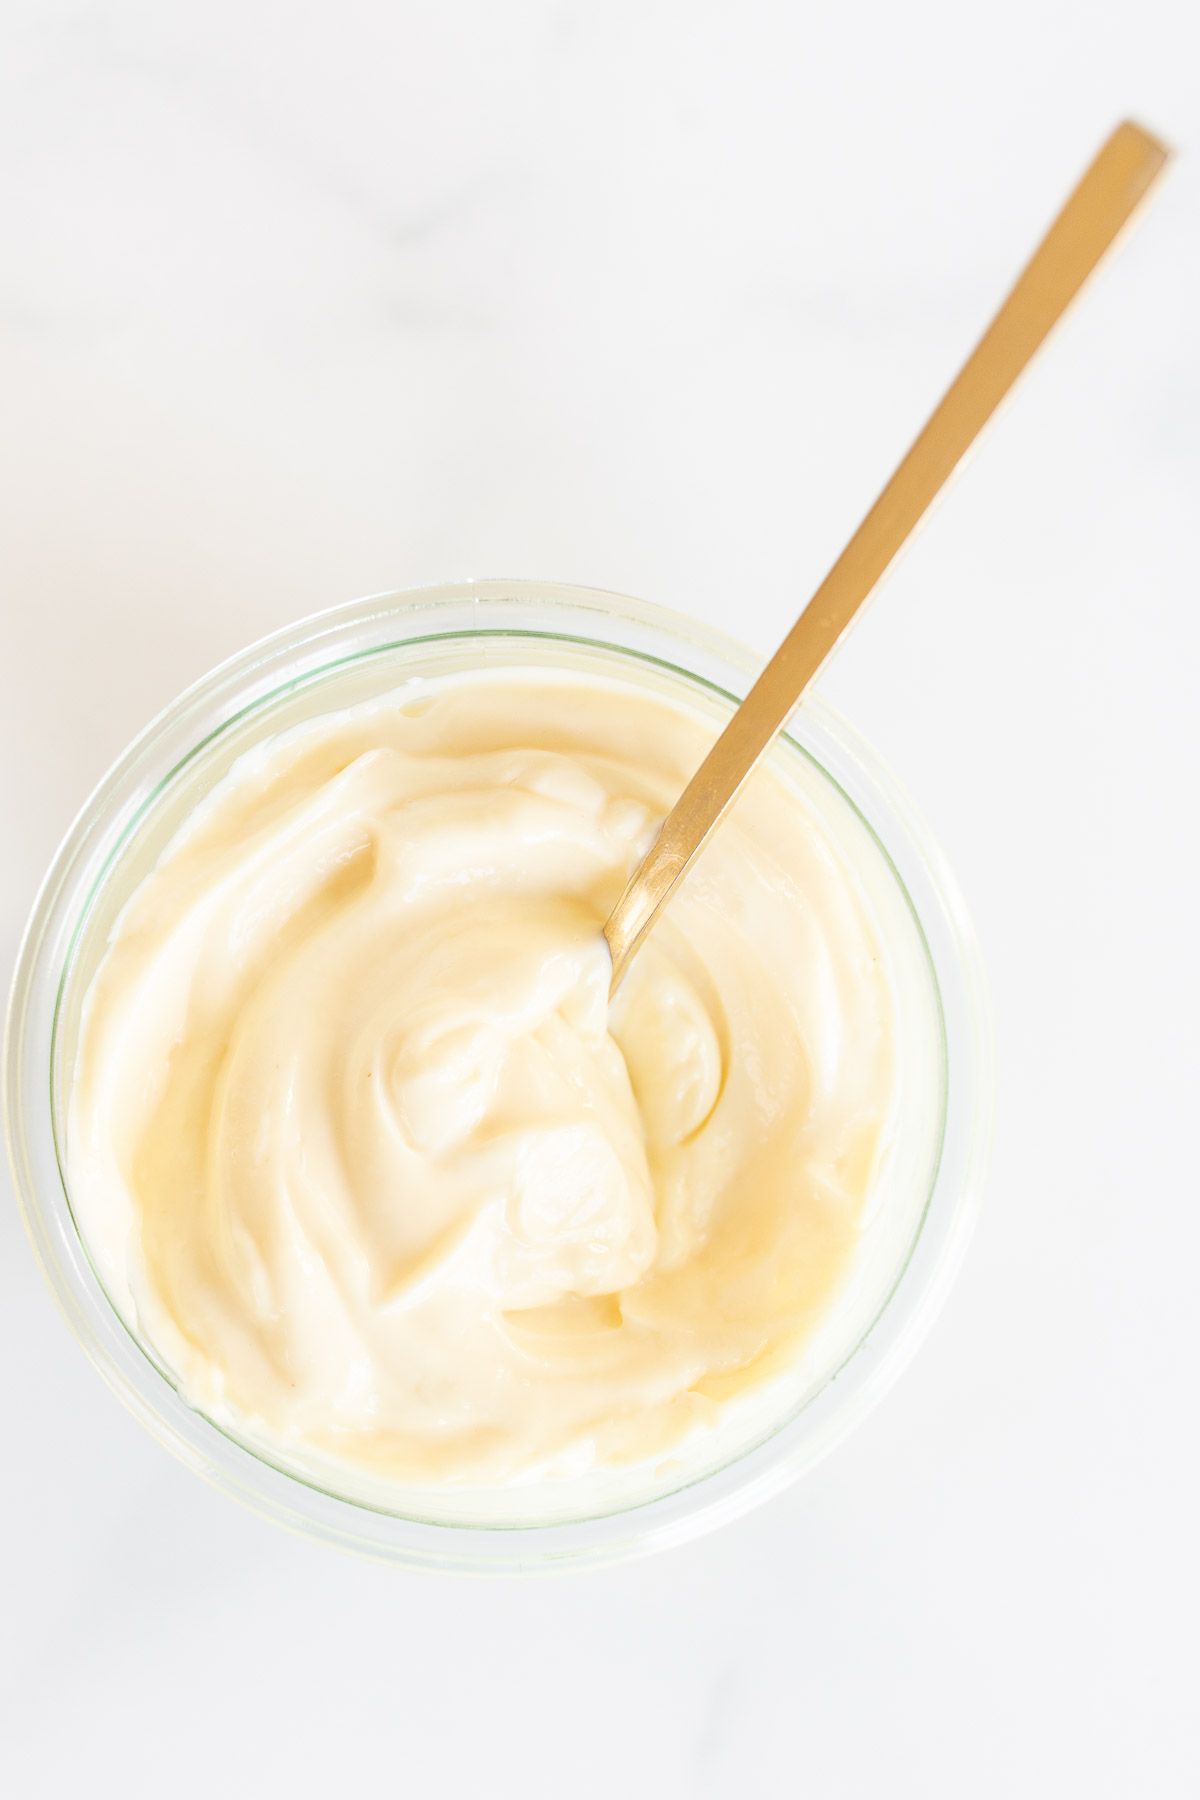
68, 672, 896, 1486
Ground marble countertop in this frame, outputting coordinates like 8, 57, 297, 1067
3, 3, 1197, 1795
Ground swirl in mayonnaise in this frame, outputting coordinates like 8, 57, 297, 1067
69, 673, 896, 1485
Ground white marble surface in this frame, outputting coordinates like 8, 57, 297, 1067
3, 2, 1199, 1794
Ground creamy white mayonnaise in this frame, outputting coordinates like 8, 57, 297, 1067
69, 672, 897, 1486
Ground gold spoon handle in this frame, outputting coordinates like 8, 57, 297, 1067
604, 119, 1168, 990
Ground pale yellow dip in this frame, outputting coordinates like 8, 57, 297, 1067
69, 672, 896, 1485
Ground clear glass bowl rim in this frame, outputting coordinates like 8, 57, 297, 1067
4, 579, 993, 1573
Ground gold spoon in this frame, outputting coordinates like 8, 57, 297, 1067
604, 119, 1169, 991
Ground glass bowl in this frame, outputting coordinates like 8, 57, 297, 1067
4, 580, 991, 1571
